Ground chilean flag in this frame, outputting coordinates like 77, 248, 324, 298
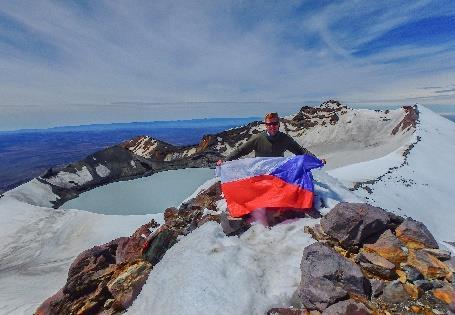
218, 155, 324, 218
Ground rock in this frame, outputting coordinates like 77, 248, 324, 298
396, 269, 407, 283
363, 230, 407, 265
321, 299, 371, 315
142, 226, 178, 266
395, 218, 438, 249
381, 280, 411, 304
107, 260, 152, 308
357, 251, 396, 279
403, 282, 420, 299
219, 212, 251, 236
407, 249, 451, 280
320, 203, 390, 248
414, 279, 445, 291
35, 289, 65, 315
402, 265, 423, 282
298, 243, 371, 311
433, 286, 455, 305
116, 236, 146, 264
420, 248, 451, 261
267, 308, 311, 315
369, 279, 387, 298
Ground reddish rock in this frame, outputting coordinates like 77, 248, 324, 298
407, 249, 451, 280
395, 218, 438, 249
433, 286, 455, 305
357, 251, 396, 279
363, 230, 407, 265
107, 260, 152, 308
116, 237, 146, 264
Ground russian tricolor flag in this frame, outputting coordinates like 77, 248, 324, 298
218, 155, 324, 218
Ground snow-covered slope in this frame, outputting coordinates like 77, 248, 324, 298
0, 104, 453, 314
329, 106, 455, 242
0, 190, 163, 314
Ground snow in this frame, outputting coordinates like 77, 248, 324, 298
333, 106, 455, 243
127, 221, 317, 315
0, 194, 162, 314
128, 171, 362, 315
95, 164, 111, 177
128, 136, 159, 158
2, 105, 454, 314
45, 166, 93, 188
4, 179, 59, 208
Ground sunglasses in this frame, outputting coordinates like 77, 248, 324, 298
265, 121, 279, 126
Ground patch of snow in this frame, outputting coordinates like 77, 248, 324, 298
95, 164, 110, 178
45, 166, 93, 189
4, 179, 59, 208
127, 220, 317, 315
129, 137, 158, 158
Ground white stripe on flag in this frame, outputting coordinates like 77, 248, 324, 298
220, 156, 293, 183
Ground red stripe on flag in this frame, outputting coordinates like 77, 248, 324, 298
222, 175, 314, 217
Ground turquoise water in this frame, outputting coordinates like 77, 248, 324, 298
61, 168, 215, 215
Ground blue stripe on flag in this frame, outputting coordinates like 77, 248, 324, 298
270, 155, 323, 191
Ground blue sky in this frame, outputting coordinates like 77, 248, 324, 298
0, 0, 455, 129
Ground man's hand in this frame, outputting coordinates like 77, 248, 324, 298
216, 159, 224, 166
321, 158, 327, 165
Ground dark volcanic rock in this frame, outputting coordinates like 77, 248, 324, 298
369, 279, 387, 298
321, 299, 371, 315
395, 217, 439, 249
320, 203, 390, 248
298, 243, 371, 311
219, 212, 251, 236
381, 280, 411, 304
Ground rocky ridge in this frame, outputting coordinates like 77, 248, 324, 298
27, 101, 416, 208
36, 180, 455, 314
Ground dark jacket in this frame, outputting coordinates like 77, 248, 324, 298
226, 131, 315, 161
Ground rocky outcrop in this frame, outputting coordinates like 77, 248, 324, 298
300, 204, 453, 314
297, 243, 371, 311
36, 180, 249, 314
320, 203, 390, 248
391, 105, 419, 135
26, 101, 418, 209
395, 217, 439, 249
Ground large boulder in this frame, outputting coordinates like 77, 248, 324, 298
298, 243, 371, 311
320, 203, 390, 248
395, 218, 438, 249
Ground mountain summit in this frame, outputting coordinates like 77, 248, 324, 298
1, 101, 454, 314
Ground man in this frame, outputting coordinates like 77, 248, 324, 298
217, 112, 326, 164
217, 112, 326, 225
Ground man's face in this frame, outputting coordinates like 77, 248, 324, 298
265, 117, 280, 136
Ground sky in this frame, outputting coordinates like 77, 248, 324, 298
0, 0, 455, 130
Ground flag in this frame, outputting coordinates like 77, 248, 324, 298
218, 155, 324, 217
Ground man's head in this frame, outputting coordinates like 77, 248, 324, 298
264, 112, 280, 136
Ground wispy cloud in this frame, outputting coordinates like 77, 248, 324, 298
0, 0, 454, 129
